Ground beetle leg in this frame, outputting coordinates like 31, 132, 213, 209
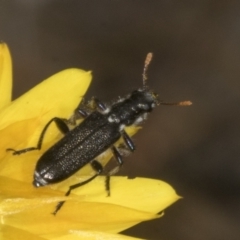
117, 143, 132, 157
78, 97, 108, 116
121, 130, 136, 152
6, 117, 70, 155
92, 97, 108, 112
105, 146, 124, 196
53, 160, 103, 215
68, 108, 89, 125
68, 98, 90, 125
68, 97, 107, 124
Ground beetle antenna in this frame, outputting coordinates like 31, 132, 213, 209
160, 100, 192, 106
143, 52, 153, 90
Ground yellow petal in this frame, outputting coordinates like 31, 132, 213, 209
0, 225, 46, 240
1, 176, 178, 236
0, 119, 46, 181
0, 43, 12, 109
0, 176, 70, 216
47, 230, 143, 240
59, 176, 180, 214
3, 201, 158, 235
4, 228, 142, 240
0, 68, 91, 146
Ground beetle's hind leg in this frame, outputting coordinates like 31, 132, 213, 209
105, 146, 123, 196
105, 130, 135, 196
53, 159, 103, 215
6, 117, 70, 155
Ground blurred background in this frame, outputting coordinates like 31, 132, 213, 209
1, 1, 240, 239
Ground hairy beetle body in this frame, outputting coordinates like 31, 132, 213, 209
34, 89, 158, 187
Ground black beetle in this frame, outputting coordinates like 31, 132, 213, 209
7, 53, 191, 214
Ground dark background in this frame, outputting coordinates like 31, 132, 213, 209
1, 1, 240, 239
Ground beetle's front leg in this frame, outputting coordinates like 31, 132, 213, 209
67, 98, 90, 125
6, 117, 70, 155
68, 97, 108, 125
90, 97, 108, 113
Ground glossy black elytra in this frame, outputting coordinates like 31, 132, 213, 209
7, 53, 192, 214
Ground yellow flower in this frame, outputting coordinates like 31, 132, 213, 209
0, 43, 180, 240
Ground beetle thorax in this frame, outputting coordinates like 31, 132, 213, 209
107, 89, 158, 127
